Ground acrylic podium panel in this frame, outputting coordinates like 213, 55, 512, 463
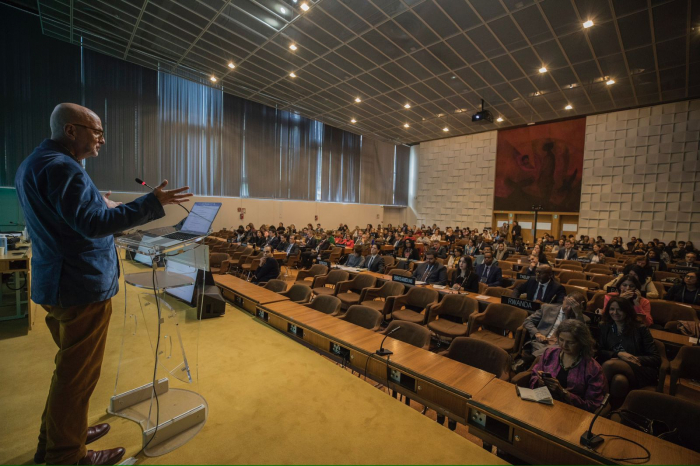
111, 239, 209, 457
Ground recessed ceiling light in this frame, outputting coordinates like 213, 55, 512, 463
280, 6, 287, 14
496, 117, 504, 122
227, 62, 235, 69
355, 97, 361, 103
404, 123, 409, 128
527, 122, 535, 126
404, 103, 411, 109
351, 118, 356, 123
289, 72, 297, 78
606, 79, 615, 85
210, 76, 217, 82
534, 91, 540, 96
442, 127, 449, 132
539, 67, 547, 73
300, 2, 309, 11
289, 44, 297, 51
565, 104, 573, 110
583, 20, 594, 28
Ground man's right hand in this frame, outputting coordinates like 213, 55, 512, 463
153, 180, 193, 206
535, 333, 547, 343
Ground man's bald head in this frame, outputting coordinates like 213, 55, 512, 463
49, 103, 104, 161
536, 264, 553, 283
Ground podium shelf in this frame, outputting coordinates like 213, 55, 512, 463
124, 271, 195, 290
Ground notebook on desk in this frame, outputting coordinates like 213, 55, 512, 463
516, 386, 554, 405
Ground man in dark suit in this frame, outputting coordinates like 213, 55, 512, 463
677, 251, 698, 268
475, 252, 502, 287
511, 264, 566, 304
432, 240, 449, 259
556, 240, 578, 260
511, 221, 521, 244
301, 233, 330, 267
252, 246, 280, 284
363, 244, 385, 273
281, 235, 300, 258
412, 250, 447, 285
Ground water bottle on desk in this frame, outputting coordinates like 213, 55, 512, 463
0, 235, 6, 256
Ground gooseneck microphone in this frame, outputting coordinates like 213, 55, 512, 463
376, 326, 401, 356
135, 178, 190, 214
580, 393, 610, 448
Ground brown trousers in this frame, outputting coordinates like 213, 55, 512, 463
38, 299, 113, 464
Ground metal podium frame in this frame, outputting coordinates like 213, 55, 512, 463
111, 236, 209, 457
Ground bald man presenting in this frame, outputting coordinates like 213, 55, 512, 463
15, 103, 192, 465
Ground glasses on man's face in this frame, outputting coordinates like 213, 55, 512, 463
71, 123, 105, 137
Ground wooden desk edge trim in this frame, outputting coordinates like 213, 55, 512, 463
258, 302, 477, 401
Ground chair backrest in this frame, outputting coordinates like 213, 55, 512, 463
586, 264, 611, 273
285, 284, 312, 303
383, 256, 395, 268
390, 269, 412, 278
589, 274, 614, 289
675, 346, 700, 381
305, 264, 329, 278
322, 270, 350, 287
404, 286, 439, 311
567, 279, 600, 290
341, 305, 382, 330
383, 321, 430, 349
649, 300, 698, 326
559, 271, 586, 283
651, 281, 666, 299
306, 295, 342, 315
559, 263, 584, 272
376, 281, 407, 299
430, 294, 478, 324
209, 253, 229, 267
619, 390, 700, 453
559, 260, 583, 268
654, 271, 681, 281
484, 286, 512, 298
563, 284, 589, 297
446, 337, 510, 380
348, 274, 377, 293
481, 303, 528, 333
264, 279, 287, 293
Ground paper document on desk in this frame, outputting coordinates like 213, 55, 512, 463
516, 386, 554, 405
415, 280, 426, 285
475, 295, 491, 300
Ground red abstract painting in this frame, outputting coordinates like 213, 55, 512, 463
494, 118, 586, 212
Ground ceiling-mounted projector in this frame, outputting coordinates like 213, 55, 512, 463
472, 99, 493, 123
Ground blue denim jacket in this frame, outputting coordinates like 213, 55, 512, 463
15, 139, 165, 307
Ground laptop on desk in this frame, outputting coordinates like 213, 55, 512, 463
120, 202, 222, 252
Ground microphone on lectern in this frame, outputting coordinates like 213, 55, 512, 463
580, 393, 610, 448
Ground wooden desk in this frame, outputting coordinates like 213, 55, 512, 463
0, 244, 31, 326
468, 378, 700, 465
261, 300, 494, 424
650, 328, 698, 347
214, 274, 288, 314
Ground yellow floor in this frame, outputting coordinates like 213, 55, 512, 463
0, 269, 504, 465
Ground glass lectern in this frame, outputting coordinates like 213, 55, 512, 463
111, 235, 209, 457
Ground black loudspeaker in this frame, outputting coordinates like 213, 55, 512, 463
197, 284, 225, 319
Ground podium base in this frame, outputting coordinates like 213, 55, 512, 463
108, 378, 208, 457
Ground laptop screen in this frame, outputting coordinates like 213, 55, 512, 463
180, 202, 222, 234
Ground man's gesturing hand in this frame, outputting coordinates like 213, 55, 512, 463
153, 179, 193, 206
102, 191, 123, 209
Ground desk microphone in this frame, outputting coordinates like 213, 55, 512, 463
376, 326, 401, 356
580, 393, 609, 448
135, 178, 190, 214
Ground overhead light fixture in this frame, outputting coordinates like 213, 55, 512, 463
496, 117, 504, 122
606, 78, 615, 85
583, 20, 594, 28
534, 91, 540, 96
300, 2, 309, 11
565, 104, 573, 110
210, 76, 217, 82
404, 103, 411, 109
289, 72, 297, 78
404, 123, 409, 128
227, 62, 235, 69
539, 67, 547, 73
289, 44, 297, 51
355, 97, 361, 103
442, 127, 449, 132
351, 118, 356, 123
280, 6, 287, 14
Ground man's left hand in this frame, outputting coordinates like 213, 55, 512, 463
102, 191, 122, 209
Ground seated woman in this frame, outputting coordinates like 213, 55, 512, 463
446, 247, 462, 269
603, 274, 653, 326
647, 248, 667, 271
597, 296, 660, 397
402, 238, 420, 261
551, 239, 564, 254
345, 245, 365, 268
464, 239, 478, 256
665, 271, 700, 305
529, 319, 607, 413
494, 242, 510, 262
587, 243, 606, 264
531, 244, 550, 265
449, 256, 479, 292
605, 265, 659, 300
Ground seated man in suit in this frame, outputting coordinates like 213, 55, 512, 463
412, 249, 447, 285
252, 246, 280, 284
475, 252, 502, 287
517, 291, 588, 368
363, 244, 385, 273
556, 240, 578, 260
677, 251, 698, 268
431, 239, 449, 259
274, 231, 288, 252
266, 230, 280, 249
512, 264, 566, 304
281, 235, 300, 262
300, 233, 331, 267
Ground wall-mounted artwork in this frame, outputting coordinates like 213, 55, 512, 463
494, 118, 586, 212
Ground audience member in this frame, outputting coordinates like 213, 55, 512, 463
475, 252, 502, 287
529, 319, 607, 413
412, 250, 447, 285
603, 274, 653, 326
677, 251, 698, 268
447, 247, 462, 268
605, 265, 658, 299
252, 246, 280, 284
363, 244, 385, 273
664, 271, 700, 305
345, 245, 365, 268
511, 221, 522, 243
557, 240, 578, 260
494, 242, 510, 262
587, 243, 606, 264
402, 239, 420, 261
512, 264, 566, 303
449, 255, 479, 292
